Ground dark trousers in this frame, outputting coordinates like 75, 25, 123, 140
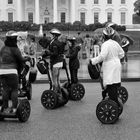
103, 83, 121, 106
0, 74, 18, 109
69, 69, 78, 84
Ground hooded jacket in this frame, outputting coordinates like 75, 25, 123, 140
0, 37, 29, 73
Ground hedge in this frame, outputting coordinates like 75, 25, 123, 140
0, 21, 126, 32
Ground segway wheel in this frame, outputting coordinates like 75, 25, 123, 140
26, 82, 32, 100
29, 68, 37, 83
96, 99, 119, 124
41, 90, 58, 109
58, 87, 69, 106
118, 97, 123, 116
70, 83, 85, 101
17, 99, 31, 122
117, 86, 128, 104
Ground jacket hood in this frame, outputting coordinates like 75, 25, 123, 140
4, 37, 18, 48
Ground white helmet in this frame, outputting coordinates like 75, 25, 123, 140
6, 30, 18, 37
50, 28, 61, 36
103, 27, 115, 37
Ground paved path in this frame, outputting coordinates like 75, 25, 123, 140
0, 82, 140, 140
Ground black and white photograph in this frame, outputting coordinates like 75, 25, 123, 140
0, 0, 140, 139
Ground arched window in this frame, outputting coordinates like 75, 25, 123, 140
107, 0, 112, 4
94, 0, 99, 4
121, 0, 125, 4
81, 0, 85, 4
8, 0, 13, 4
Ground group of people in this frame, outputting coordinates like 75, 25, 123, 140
0, 22, 130, 115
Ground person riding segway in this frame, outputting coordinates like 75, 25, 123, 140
0, 31, 31, 122
38, 28, 69, 109
62, 37, 85, 101
17, 32, 37, 100
89, 27, 128, 124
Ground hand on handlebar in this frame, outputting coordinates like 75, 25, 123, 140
38, 56, 42, 60
24, 56, 31, 61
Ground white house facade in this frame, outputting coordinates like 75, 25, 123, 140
0, 0, 135, 25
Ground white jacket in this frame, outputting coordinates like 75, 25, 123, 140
91, 39, 124, 86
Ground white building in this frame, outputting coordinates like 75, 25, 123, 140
0, 0, 135, 25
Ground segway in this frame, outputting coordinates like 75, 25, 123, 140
0, 80, 31, 122
18, 58, 37, 100
37, 58, 69, 109
88, 60, 128, 124
62, 58, 85, 101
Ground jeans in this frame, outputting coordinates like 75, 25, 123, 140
0, 74, 18, 109
69, 69, 78, 84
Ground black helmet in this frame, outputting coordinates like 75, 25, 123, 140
103, 27, 114, 38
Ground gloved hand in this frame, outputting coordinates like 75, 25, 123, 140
38, 56, 42, 60
24, 56, 31, 61
45, 49, 50, 55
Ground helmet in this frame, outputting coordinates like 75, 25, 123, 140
67, 36, 76, 42
103, 27, 114, 37
6, 31, 18, 37
50, 28, 61, 36
106, 22, 117, 30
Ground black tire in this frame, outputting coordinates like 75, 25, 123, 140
59, 87, 69, 106
96, 99, 119, 124
118, 97, 123, 116
17, 99, 31, 122
26, 82, 32, 100
117, 86, 128, 104
41, 90, 58, 109
70, 83, 85, 101
29, 69, 37, 83
61, 81, 71, 93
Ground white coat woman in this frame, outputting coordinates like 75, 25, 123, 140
90, 27, 124, 104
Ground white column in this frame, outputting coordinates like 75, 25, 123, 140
35, 0, 40, 24
53, 0, 58, 23
17, 0, 22, 21
71, 0, 75, 23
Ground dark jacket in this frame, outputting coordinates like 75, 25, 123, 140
0, 38, 29, 73
39, 36, 51, 49
67, 45, 81, 69
43, 38, 66, 67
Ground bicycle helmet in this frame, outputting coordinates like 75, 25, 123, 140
103, 27, 114, 37
6, 30, 18, 37
50, 28, 61, 36
67, 36, 76, 42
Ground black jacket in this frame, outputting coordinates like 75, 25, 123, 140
67, 45, 81, 69
43, 38, 66, 67
0, 38, 29, 73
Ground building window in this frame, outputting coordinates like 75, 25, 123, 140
94, 0, 99, 4
28, 12, 33, 23
8, 12, 13, 22
107, 12, 112, 22
107, 0, 112, 4
61, 12, 66, 23
94, 12, 99, 23
121, 0, 125, 4
8, 0, 13, 4
81, 0, 85, 4
121, 12, 125, 24
80, 12, 85, 24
